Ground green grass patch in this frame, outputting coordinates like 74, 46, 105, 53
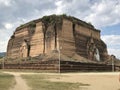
22, 74, 89, 90
0, 72, 15, 90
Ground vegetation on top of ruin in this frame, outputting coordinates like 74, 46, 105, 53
16, 14, 97, 31
16, 21, 36, 31
41, 14, 95, 29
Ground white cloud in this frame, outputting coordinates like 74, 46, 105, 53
84, 0, 120, 28
54, 0, 91, 19
4, 23, 13, 29
0, 41, 8, 52
101, 35, 120, 59
0, 0, 12, 6
101, 35, 120, 45
55, 0, 63, 14
0, 29, 9, 52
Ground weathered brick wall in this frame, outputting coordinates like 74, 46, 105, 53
75, 24, 100, 40
45, 24, 56, 54
60, 19, 76, 57
30, 22, 44, 56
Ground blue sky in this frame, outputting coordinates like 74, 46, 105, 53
101, 24, 120, 35
0, 0, 120, 59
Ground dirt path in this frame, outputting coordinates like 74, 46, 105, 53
4, 72, 30, 90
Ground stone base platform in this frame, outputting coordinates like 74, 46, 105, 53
1, 59, 119, 72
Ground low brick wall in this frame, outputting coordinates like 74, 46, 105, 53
1, 60, 119, 72
60, 61, 112, 72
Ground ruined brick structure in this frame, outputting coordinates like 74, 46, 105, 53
7, 15, 108, 62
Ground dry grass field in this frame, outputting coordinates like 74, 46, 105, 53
0, 72, 15, 90
1, 71, 120, 90
21, 72, 120, 90
22, 74, 82, 90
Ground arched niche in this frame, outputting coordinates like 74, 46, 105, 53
87, 37, 100, 61
19, 39, 30, 58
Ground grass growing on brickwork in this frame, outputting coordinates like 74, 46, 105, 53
21, 74, 89, 90
0, 72, 15, 90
